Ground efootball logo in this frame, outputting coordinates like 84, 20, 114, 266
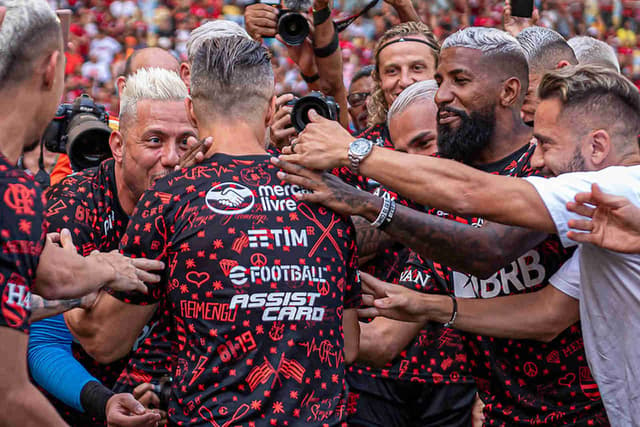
206, 182, 255, 215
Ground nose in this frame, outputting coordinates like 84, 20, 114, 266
530, 138, 545, 170
435, 83, 453, 107
399, 68, 414, 90
161, 141, 180, 168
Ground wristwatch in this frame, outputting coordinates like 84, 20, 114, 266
348, 138, 374, 174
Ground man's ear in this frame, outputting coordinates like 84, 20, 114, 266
556, 60, 571, 69
180, 62, 191, 92
500, 77, 522, 108
185, 97, 199, 129
588, 129, 611, 167
42, 50, 61, 90
265, 95, 277, 126
116, 76, 127, 95
110, 131, 125, 164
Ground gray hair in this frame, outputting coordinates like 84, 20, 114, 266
387, 80, 438, 126
516, 26, 577, 72
190, 36, 274, 120
0, 0, 61, 88
187, 20, 251, 63
120, 68, 189, 131
442, 27, 529, 99
568, 36, 620, 73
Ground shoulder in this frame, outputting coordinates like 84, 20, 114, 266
45, 164, 101, 205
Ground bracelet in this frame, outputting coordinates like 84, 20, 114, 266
379, 199, 396, 230
80, 380, 115, 420
313, 7, 331, 26
443, 293, 458, 328
313, 24, 339, 58
301, 72, 320, 84
370, 198, 391, 228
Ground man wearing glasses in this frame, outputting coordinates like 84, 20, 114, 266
347, 65, 374, 134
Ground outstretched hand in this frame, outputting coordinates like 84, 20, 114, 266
175, 137, 214, 170
357, 272, 429, 324
106, 393, 161, 427
567, 183, 640, 254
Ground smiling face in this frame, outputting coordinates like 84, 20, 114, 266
377, 36, 438, 107
118, 99, 197, 203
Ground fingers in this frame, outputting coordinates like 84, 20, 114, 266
109, 412, 161, 427
0, 7, 6, 28
566, 201, 595, 218
60, 228, 76, 251
178, 137, 213, 169
271, 156, 316, 178
133, 383, 155, 400
590, 183, 629, 208
359, 271, 387, 297
130, 257, 166, 272
276, 152, 304, 165
133, 383, 161, 409
361, 293, 375, 307
276, 170, 316, 192
567, 218, 594, 232
114, 393, 146, 415
532, 7, 540, 24
566, 230, 596, 245
47, 232, 61, 244
136, 269, 161, 285
357, 307, 380, 319
275, 93, 295, 108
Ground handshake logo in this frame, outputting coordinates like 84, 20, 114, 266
206, 183, 255, 215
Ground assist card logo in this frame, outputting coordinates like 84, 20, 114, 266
206, 182, 255, 215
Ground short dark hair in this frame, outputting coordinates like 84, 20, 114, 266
350, 65, 374, 88
539, 64, 640, 149
190, 36, 274, 119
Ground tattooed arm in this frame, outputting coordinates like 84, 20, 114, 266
30, 292, 97, 322
352, 216, 396, 265
274, 161, 547, 278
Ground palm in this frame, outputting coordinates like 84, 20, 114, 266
591, 202, 640, 253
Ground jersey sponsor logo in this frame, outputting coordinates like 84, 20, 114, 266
205, 182, 255, 215
4, 183, 36, 216
257, 184, 309, 212
1, 275, 31, 328
452, 249, 545, 298
229, 264, 327, 286
229, 291, 324, 321
180, 300, 239, 321
399, 267, 431, 288
248, 228, 308, 248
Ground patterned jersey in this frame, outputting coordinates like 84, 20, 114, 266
0, 154, 44, 334
44, 159, 174, 425
433, 143, 608, 426
116, 153, 361, 427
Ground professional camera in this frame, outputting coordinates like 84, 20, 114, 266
262, 0, 310, 46
43, 94, 112, 171
290, 92, 340, 132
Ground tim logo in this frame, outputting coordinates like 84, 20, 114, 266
205, 182, 255, 215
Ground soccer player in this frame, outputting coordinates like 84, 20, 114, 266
68, 36, 361, 426
276, 27, 610, 425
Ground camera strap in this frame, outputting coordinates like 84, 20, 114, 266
335, 0, 380, 33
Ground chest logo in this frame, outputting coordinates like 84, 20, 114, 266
206, 182, 255, 215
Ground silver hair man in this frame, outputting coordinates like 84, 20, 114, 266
387, 80, 438, 125
186, 20, 251, 63
516, 26, 577, 73
568, 36, 620, 72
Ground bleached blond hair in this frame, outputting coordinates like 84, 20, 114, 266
119, 67, 189, 130
387, 80, 438, 126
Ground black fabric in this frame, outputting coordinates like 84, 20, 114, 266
79, 381, 114, 420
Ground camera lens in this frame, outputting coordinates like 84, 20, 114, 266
278, 12, 309, 46
290, 94, 332, 132
66, 114, 113, 171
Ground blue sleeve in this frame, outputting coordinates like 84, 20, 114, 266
28, 314, 98, 412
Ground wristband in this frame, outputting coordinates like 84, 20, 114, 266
313, 24, 339, 58
443, 293, 458, 328
313, 7, 331, 26
301, 72, 320, 84
370, 198, 391, 228
80, 381, 115, 420
379, 199, 396, 230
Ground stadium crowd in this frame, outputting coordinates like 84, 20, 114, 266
1, 0, 640, 426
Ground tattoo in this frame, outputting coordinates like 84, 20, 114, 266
386, 205, 548, 278
353, 216, 395, 259
30, 295, 84, 322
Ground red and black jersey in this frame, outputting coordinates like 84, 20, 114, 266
0, 154, 44, 334
44, 159, 175, 424
433, 143, 609, 425
115, 153, 361, 427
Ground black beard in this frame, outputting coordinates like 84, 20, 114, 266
437, 106, 496, 165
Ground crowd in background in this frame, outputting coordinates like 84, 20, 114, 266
49, 0, 640, 115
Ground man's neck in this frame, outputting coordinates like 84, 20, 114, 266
114, 163, 137, 216
200, 120, 268, 158
0, 87, 40, 165
474, 110, 532, 166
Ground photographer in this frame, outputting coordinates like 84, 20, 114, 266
0, 2, 160, 426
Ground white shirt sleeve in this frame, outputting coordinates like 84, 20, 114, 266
549, 248, 581, 300
524, 165, 640, 248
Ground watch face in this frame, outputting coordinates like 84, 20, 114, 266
351, 139, 372, 155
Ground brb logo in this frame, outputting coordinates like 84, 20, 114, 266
229, 291, 324, 321
206, 182, 255, 215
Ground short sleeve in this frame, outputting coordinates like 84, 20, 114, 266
0, 179, 45, 333
112, 187, 173, 305
549, 249, 581, 300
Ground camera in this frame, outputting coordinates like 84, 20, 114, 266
151, 377, 172, 411
261, 0, 310, 46
43, 94, 112, 171
290, 92, 340, 132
